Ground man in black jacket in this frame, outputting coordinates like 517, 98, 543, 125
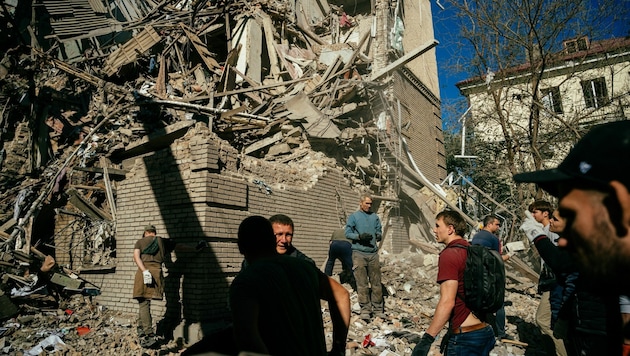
515, 120, 630, 355
522, 210, 617, 355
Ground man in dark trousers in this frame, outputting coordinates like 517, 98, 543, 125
325, 228, 355, 287
345, 194, 384, 320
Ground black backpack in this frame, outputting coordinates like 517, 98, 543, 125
450, 244, 505, 316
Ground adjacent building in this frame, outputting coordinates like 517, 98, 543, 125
457, 36, 630, 169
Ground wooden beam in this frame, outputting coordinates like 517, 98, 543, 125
181, 77, 311, 102
72, 166, 129, 178
100, 157, 117, 221
370, 40, 439, 81
67, 188, 112, 221
244, 132, 283, 155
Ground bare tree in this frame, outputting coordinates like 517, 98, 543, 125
439, 0, 630, 210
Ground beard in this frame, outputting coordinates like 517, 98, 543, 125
570, 214, 630, 295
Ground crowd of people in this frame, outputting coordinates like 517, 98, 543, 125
131, 120, 630, 355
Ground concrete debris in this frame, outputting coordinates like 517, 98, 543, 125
0, 250, 552, 355
0, 0, 402, 286
0, 0, 406, 268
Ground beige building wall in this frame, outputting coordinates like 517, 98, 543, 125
401, 0, 440, 98
462, 60, 630, 143
459, 49, 630, 175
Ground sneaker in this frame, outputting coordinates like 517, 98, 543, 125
499, 335, 514, 342
375, 312, 386, 319
140, 334, 158, 348
360, 312, 371, 321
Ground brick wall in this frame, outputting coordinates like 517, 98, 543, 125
388, 215, 409, 254
393, 70, 446, 184
78, 124, 378, 332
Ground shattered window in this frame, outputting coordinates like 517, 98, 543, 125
541, 87, 563, 114
581, 77, 608, 108
80, 220, 116, 268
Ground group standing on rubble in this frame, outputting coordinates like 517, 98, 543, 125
133, 121, 630, 355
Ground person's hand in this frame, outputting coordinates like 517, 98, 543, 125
520, 210, 546, 242
196, 240, 209, 251
359, 233, 373, 240
412, 333, 434, 356
143, 270, 152, 285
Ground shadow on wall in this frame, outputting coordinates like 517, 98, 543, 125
140, 121, 232, 341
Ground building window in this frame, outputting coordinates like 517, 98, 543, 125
541, 87, 563, 114
581, 77, 608, 108
564, 37, 589, 54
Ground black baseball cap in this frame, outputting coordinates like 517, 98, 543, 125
513, 120, 630, 196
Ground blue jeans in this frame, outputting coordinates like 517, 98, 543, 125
324, 240, 353, 276
495, 303, 506, 337
445, 325, 495, 356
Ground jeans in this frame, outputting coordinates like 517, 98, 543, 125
446, 325, 495, 356
353, 250, 383, 313
324, 240, 353, 276
496, 303, 506, 337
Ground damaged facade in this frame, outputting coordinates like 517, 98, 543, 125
0, 0, 453, 344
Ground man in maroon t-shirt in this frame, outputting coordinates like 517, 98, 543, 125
412, 210, 495, 356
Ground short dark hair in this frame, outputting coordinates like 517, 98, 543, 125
530, 200, 553, 215
483, 214, 499, 227
436, 210, 468, 237
237, 216, 275, 256
269, 214, 294, 229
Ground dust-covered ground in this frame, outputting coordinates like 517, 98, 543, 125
2, 251, 550, 356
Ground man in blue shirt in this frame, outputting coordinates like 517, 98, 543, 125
471, 215, 511, 341
345, 194, 383, 320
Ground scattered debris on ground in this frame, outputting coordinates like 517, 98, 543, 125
2, 250, 550, 355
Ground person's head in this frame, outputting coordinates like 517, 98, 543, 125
529, 200, 553, 225
434, 210, 467, 244
482, 214, 501, 234
549, 209, 566, 235
269, 214, 294, 255
144, 224, 157, 237
514, 120, 630, 293
237, 216, 276, 261
359, 194, 373, 213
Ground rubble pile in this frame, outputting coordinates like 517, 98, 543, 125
0, 250, 549, 355
0, 0, 398, 325
0, 0, 397, 280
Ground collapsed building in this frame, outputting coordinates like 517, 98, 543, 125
0, 0, 540, 347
